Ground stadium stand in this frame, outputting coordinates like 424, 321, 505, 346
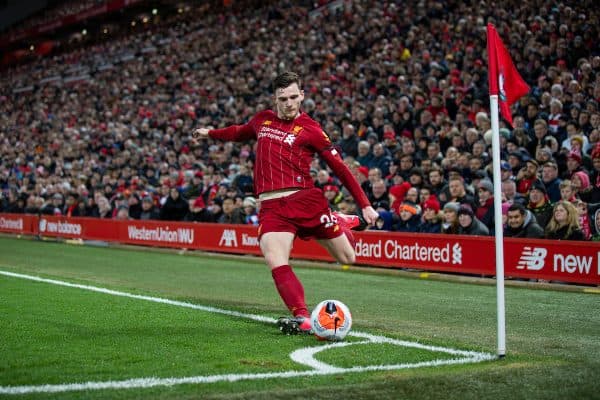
0, 0, 599, 240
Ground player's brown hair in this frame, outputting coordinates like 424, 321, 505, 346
273, 71, 301, 91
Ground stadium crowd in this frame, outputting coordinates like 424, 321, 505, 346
1, 0, 599, 241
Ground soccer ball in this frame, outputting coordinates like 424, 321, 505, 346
310, 299, 352, 341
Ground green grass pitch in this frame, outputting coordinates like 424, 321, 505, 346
0, 236, 598, 399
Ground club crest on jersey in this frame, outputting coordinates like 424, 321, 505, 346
263, 120, 272, 125
292, 125, 303, 135
284, 134, 296, 146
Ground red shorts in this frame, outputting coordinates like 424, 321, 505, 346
258, 188, 343, 241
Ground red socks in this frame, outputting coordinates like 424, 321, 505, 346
271, 265, 309, 318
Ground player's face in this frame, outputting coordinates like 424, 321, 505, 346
275, 83, 304, 120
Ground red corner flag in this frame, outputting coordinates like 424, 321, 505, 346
487, 23, 530, 127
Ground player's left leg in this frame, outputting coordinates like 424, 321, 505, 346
318, 234, 356, 265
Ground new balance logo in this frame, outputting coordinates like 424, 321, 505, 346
516, 247, 547, 271
219, 229, 238, 247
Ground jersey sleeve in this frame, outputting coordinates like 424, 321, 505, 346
209, 117, 258, 142
311, 128, 371, 210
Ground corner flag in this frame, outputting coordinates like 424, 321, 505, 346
486, 23, 530, 127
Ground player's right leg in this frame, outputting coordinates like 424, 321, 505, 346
260, 231, 312, 334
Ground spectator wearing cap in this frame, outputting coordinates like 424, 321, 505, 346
527, 180, 553, 228
441, 201, 460, 234
418, 196, 442, 234
475, 179, 496, 232
516, 159, 540, 194
241, 197, 259, 226
382, 129, 401, 155
571, 171, 591, 198
394, 201, 421, 232
504, 203, 544, 238
563, 148, 587, 179
323, 184, 343, 210
457, 204, 490, 236
541, 161, 563, 203
500, 161, 515, 182
139, 195, 160, 220
370, 210, 394, 231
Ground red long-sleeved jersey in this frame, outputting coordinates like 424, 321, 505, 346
209, 110, 370, 209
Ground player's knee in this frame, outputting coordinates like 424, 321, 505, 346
338, 251, 355, 265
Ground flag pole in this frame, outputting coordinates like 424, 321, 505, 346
489, 93, 506, 358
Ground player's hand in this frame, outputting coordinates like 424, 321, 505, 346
191, 127, 210, 145
361, 206, 379, 225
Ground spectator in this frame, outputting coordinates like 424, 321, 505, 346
139, 196, 161, 220
541, 161, 562, 203
368, 143, 392, 177
418, 196, 442, 234
241, 197, 259, 226
370, 211, 394, 231
457, 204, 489, 236
160, 187, 188, 221
323, 184, 343, 210
571, 171, 590, 199
91, 196, 112, 219
516, 159, 540, 194
339, 123, 359, 158
544, 201, 585, 241
446, 176, 476, 211
501, 179, 526, 205
63, 192, 81, 217
441, 202, 460, 235
394, 202, 421, 233
504, 203, 545, 238
574, 200, 592, 240
527, 180, 553, 228
217, 197, 244, 224
559, 179, 578, 202
475, 180, 495, 232
369, 179, 390, 211
115, 205, 130, 220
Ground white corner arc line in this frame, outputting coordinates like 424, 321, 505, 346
0, 269, 495, 395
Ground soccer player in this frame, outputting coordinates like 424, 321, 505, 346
192, 71, 378, 334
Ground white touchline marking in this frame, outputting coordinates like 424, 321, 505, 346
0, 269, 495, 395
